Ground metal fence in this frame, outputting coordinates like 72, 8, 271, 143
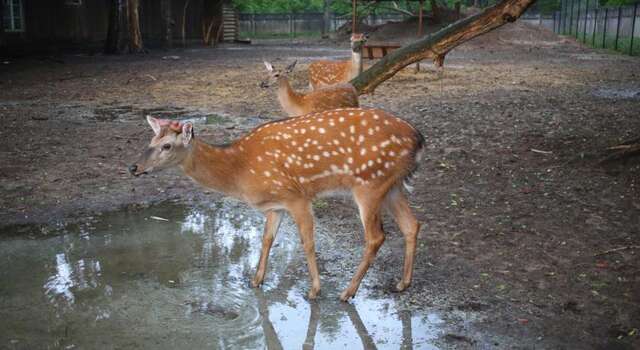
553, 1, 640, 55
238, 13, 408, 37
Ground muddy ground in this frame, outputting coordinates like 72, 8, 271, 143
1, 22, 639, 348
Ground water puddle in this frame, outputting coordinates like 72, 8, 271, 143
592, 87, 640, 100
0, 200, 448, 349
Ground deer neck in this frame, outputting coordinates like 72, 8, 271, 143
277, 77, 304, 116
180, 139, 243, 197
350, 49, 363, 78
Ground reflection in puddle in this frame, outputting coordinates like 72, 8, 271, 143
0, 200, 451, 349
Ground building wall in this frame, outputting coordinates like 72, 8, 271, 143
2, 0, 221, 54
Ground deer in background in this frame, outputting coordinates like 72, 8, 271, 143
261, 60, 359, 117
308, 33, 368, 90
129, 109, 424, 301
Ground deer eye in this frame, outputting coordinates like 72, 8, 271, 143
162, 143, 172, 151
274, 73, 280, 77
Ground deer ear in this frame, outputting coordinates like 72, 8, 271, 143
181, 122, 193, 146
147, 115, 161, 135
285, 60, 297, 73
263, 61, 274, 72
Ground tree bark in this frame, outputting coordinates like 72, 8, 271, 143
0, 3, 5, 51
202, 0, 222, 46
127, 0, 143, 52
350, 0, 535, 95
105, 0, 144, 54
182, 0, 191, 47
161, 0, 172, 49
429, 0, 441, 22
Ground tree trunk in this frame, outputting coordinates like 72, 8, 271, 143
429, 0, 441, 22
128, 0, 143, 52
202, 0, 222, 46
350, 0, 535, 95
105, 0, 144, 54
161, 0, 172, 49
182, 0, 191, 47
322, 0, 332, 38
0, 3, 5, 52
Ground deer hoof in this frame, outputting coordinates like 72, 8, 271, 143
307, 286, 320, 300
395, 280, 410, 292
251, 277, 263, 288
339, 289, 355, 302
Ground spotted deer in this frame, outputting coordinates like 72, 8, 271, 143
261, 61, 359, 117
129, 108, 424, 301
308, 33, 367, 90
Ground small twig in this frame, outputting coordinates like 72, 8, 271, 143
150, 216, 169, 222
608, 145, 632, 150
600, 143, 640, 163
531, 148, 552, 155
146, 74, 157, 81
594, 246, 640, 257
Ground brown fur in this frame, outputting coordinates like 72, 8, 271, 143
132, 109, 424, 301
308, 33, 367, 89
262, 61, 359, 117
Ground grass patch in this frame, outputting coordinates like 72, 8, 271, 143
239, 31, 322, 39
559, 30, 640, 55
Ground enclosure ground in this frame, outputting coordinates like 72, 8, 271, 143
1, 22, 639, 348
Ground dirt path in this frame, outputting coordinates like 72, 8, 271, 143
1, 22, 639, 348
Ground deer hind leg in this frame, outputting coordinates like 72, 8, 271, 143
287, 200, 321, 299
252, 210, 284, 288
340, 187, 387, 302
385, 186, 421, 292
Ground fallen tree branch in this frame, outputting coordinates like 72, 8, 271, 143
601, 137, 640, 163
350, 0, 536, 94
594, 245, 640, 257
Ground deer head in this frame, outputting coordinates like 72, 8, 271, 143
129, 116, 194, 176
260, 60, 297, 89
350, 33, 368, 52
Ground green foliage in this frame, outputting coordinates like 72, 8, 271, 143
600, 0, 639, 6
232, 0, 425, 15
232, 0, 324, 13
537, 0, 561, 14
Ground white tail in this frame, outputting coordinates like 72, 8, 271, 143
261, 61, 359, 117
308, 33, 367, 90
130, 108, 424, 301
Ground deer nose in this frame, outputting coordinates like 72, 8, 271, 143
259, 81, 268, 88
128, 164, 138, 175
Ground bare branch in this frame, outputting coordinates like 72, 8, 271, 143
350, 0, 536, 94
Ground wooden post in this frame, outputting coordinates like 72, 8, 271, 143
582, 0, 588, 42
614, 6, 622, 51
569, 0, 574, 35
352, 0, 357, 34
322, 0, 332, 38
575, 0, 580, 38
416, 0, 424, 72
630, 3, 638, 55
592, 8, 598, 46
251, 14, 256, 36
603, 7, 608, 48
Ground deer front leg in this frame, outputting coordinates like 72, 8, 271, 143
252, 210, 284, 288
287, 200, 321, 299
